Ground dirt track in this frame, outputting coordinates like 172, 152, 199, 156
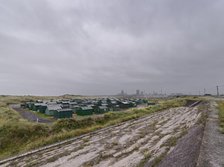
10, 104, 53, 123
1, 106, 202, 167
197, 101, 224, 167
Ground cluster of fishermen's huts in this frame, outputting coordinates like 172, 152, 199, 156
22, 98, 147, 119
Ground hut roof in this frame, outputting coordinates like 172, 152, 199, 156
47, 105, 62, 111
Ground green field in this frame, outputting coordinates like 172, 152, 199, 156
0, 95, 191, 160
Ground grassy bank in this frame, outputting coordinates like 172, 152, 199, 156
217, 101, 224, 133
0, 96, 189, 160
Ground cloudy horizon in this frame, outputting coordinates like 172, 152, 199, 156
1, 0, 224, 96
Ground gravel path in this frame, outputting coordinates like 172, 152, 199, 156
1, 106, 202, 167
197, 101, 224, 167
10, 104, 53, 123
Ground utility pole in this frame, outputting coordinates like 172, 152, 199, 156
217, 86, 219, 96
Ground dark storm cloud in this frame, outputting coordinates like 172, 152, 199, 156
0, 0, 224, 95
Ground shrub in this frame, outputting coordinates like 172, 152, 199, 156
218, 102, 224, 133
52, 118, 96, 132
0, 122, 49, 153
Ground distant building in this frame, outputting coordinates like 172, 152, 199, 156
136, 90, 140, 95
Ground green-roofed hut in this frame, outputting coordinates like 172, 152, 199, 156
54, 109, 73, 119
76, 106, 93, 116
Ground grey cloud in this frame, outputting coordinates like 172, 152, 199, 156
0, 0, 224, 95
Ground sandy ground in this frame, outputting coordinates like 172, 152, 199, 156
197, 101, 224, 167
1, 106, 202, 167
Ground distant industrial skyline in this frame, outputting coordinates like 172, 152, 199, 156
1, 0, 224, 95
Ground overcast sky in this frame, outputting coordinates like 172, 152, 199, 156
1, 0, 224, 95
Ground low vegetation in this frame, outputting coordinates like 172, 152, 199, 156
137, 150, 151, 167
0, 96, 190, 160
217, 101, 224, 133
